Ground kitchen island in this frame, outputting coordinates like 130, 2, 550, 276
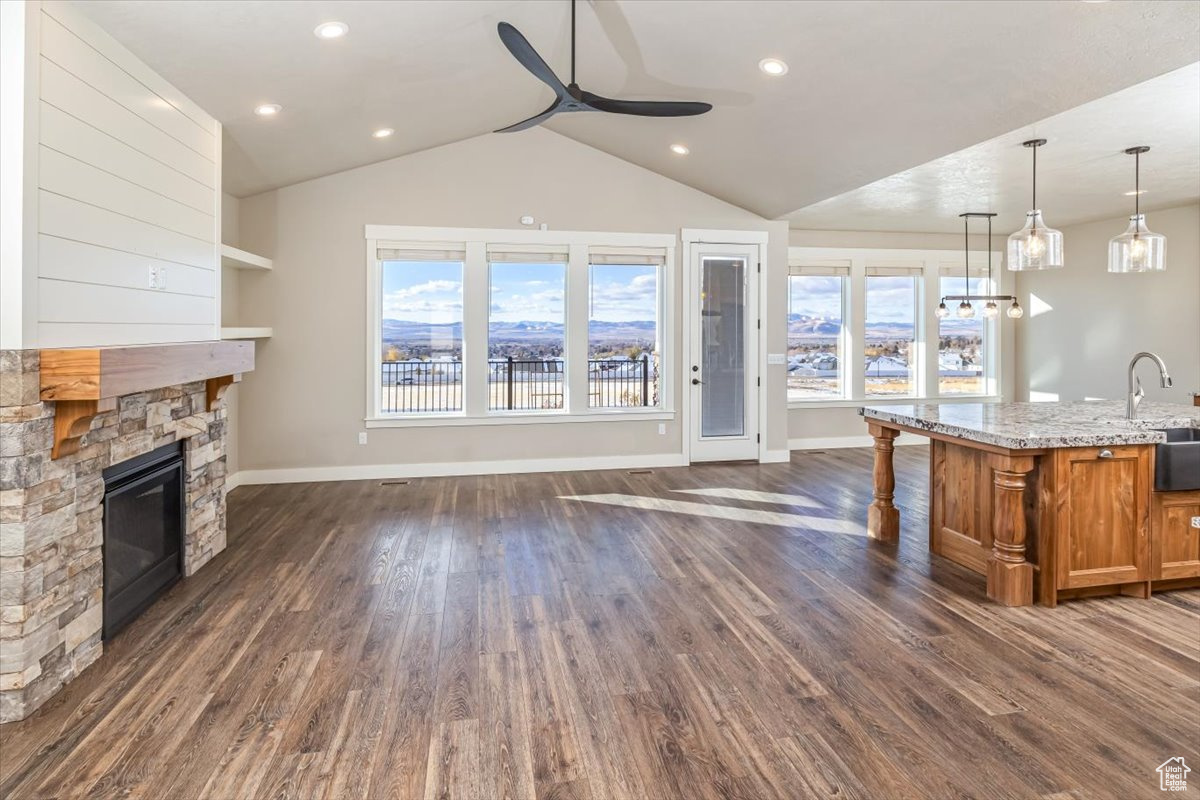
861, 401, 1200, 606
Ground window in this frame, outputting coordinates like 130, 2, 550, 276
487, 247, 567, 411
588, 248, 663, 408
367, 227, 675, 424
938, 275, 989, 395
787, 271, 846, 400
788, 247, 1002, 405
864, 273, 919, 397
378, 250, 464, 414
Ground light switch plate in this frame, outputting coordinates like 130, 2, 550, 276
147, 265, 167, 290
767, 353, 786, 365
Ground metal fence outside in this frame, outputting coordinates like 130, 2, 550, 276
380, 355, 655, 413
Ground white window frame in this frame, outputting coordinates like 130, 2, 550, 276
787, 263, 850, 402
863, 265, 924, 401
787, 246, 1005, 409
365, 225, 675, 427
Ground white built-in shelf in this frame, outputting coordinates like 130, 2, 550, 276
220, 244, 273, 271
220, 327, 273, 340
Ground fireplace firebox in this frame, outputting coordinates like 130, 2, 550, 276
102, 442, 185, 639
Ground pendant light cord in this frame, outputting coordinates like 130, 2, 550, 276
1135, 149, 1140, 219
1032, 142, 1041, 212
963, 216, 970, 299
987, 215, 993, 291
570, 0, 576, 85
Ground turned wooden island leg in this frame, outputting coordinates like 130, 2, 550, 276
867, 423, 901, 544
986, 454, 1036, 606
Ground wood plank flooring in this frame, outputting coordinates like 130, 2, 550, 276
2, 446, 1198, 799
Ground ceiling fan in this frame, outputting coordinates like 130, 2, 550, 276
495, 0, 713, 133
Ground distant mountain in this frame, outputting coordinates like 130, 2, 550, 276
789, 313, 983, 339
383, 319, 655, 344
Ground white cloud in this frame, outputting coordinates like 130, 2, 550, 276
384, 280, 463, 321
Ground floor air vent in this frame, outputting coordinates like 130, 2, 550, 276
380, 479, 410, 486
627, 469, 654, 475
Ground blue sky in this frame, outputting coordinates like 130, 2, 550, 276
382, 260, 657, 324
382, 261, 463, 324
789, 275, 992, 325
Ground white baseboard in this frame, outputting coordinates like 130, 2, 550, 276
761, 449, 791, 464
788, 433, 924, 451
224, 470, 247, 494
233, 452, 690, 486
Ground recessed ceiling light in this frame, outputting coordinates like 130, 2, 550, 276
314, 21, 349, 39
372, 128, 395, 139
1124, 189, 1147, 196
254, 103, 281, 117
759, 58, 788, 76
670, 143, 689, 155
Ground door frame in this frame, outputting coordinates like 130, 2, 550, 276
681, 229, 769, 464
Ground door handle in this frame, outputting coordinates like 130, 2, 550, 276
692, 378, 703, 385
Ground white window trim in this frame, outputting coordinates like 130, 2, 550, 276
786, 246, 1006, 409
365, 225, 676, 425
786, 267, 850, 401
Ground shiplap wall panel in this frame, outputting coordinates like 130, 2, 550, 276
37, 322, 214, 348
40, 103, 212, 213
41, 2, 212, 131
39, 280, 214, 324
39, 14, 215, 160
40, 191, 214, 270
39, 147, 213, 240
32, 1, 220, 347
39, 235, 216, 297
40, 60, 214, 187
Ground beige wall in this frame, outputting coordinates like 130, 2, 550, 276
235, 128, 787, 476
220, 191, 240, 478
786, 229, 1014, 444
1015, 202, 1200, 404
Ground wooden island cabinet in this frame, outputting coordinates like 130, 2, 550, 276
862, 401, 1200, 607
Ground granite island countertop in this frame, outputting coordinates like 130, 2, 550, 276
860, 400, 1200, 450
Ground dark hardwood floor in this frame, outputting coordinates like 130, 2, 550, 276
2, 446, 1197, 799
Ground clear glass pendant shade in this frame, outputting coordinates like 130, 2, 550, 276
1107, 214, 1165, 272
1007, 210, 1063, 270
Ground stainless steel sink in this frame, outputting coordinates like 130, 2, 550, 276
1155, 428, 1200, 491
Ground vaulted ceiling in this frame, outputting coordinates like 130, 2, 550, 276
78, 0, 1200, 225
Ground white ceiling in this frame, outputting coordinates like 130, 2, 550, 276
76, 0, 1200, 223
787, 63, 1200, 233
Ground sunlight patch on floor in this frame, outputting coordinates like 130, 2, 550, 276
558, 493, 865, 535
671, 487, 822, 508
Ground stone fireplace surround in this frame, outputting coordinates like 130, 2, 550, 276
0, 350, 231, 723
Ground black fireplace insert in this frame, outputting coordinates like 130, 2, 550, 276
102, 441, 185, 639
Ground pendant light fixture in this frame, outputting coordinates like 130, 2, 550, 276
938, 213, 1022, 320
1008, 139, 1064, 270
1108, 146, 1166, 272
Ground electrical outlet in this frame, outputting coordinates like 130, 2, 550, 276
358, 432, 368, 445
1191, 516, 1200, 529
658, 423, 666, 435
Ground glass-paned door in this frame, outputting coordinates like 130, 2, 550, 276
689, 243, 759, 461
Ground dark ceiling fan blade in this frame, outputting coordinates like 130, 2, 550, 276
497, 22, 568, 98
494, 99, 566, 133
580, 91, 712, 117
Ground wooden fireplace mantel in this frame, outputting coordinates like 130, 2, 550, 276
39, 341, 254, 458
